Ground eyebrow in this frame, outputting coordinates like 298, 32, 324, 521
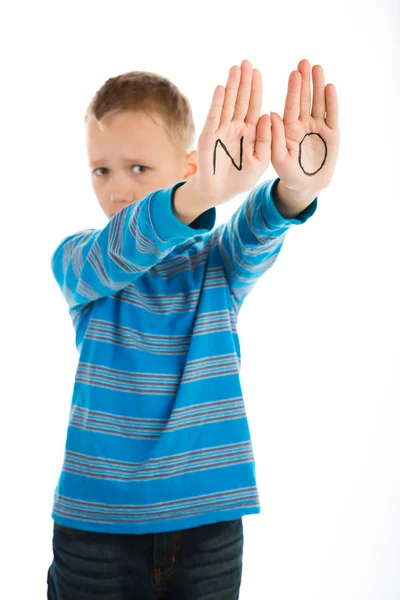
89, 158, 148, 167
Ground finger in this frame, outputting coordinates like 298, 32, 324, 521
325, 83, 339, 130
253, 113, 271, 164
270, 112, 288, 165
298, 59, 311, 120
245, 68, 262, 126
233, 59, 253, 122
202, 85, 225, 136
219, 65, 241, 125
311, 64, 326, 119
283, 71, 301, 124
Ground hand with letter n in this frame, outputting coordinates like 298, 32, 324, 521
192, 59, 272, 207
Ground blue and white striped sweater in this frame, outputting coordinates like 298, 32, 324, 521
51, 177, 317, 534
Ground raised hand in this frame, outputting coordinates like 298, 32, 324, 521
192, 59, 271, 206
270, 59, 340, 197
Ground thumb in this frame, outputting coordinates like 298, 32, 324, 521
270, 112, 288, 165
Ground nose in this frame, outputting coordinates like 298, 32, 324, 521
110, 186, 134, 204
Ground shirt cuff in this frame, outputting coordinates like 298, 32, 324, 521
150, 181, 216, 241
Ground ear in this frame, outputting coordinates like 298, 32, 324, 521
183, 150, 198, 179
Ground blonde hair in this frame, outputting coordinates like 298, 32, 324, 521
85, 70, 195, 153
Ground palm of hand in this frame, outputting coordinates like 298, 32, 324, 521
279, 118, 339, 191
195, 62, 271, 204
205, 120, 262, 191
270, 60, 340, 194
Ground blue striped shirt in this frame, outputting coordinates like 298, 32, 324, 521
50, 177, 317, 534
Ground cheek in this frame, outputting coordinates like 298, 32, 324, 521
91, 180, 109, 208
90, 177, 99, 193
91, 178, 106, 197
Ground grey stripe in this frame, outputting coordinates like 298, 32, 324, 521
64, 453, 254, 482
55, 484, 257, 511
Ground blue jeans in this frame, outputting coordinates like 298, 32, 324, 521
47, 518, 243, 599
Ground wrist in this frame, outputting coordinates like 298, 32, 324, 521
274, 180, 317, 219
173, 178, 216, 225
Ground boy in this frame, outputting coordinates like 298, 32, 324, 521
47, 59, 339, 599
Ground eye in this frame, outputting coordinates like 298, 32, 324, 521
132, 165, 148, 174
92, 167, 108, 176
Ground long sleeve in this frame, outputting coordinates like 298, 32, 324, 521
215, 177, 317, 310
51, 181, 216, 309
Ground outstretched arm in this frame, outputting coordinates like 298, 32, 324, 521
198, 59, 318, 309
51, 183, 215, 309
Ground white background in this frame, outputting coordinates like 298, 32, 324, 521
1, 0, 399, 598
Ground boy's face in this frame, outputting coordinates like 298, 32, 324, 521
85, 109, 197, 219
